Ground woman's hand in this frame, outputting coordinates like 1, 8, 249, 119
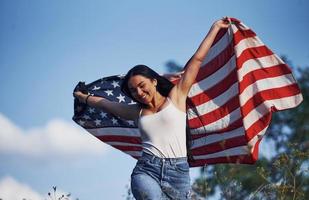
212, 17, 231, 30
73, 91, 87, 103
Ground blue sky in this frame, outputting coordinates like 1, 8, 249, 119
0, 0, 308, 199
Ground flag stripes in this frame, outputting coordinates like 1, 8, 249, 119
186, 18, 302, 166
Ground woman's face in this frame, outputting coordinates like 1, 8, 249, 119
127, 75, 157, 105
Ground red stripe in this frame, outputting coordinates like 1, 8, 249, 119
231, 18, 242, 24
241, 84, 301, 117
191, 135, 247, 155
188, 68, 238, 108
239, 64, 292, 93
195, 42, 234, 83
233, 29, 256, 46
97, 135, 142, 144
212, 28, 228, 46
189, 154, 255, 167
188, 95, 240, 128
237, 46, 274, 69
251, 139, 261, 162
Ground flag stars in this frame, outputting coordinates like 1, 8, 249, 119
127, 120, 135, 126
78, 120, 85, 126
92, 86, 101, 90
104, 90, 113, 96
82, 115, 91, 120
116, 94, 126, 103
128, 100, 137, 105
100, 112, 107, 118
111, 81, 120, 88
111, 118, 118, 125
88, 108, 95, 113
94, 119, 102, 126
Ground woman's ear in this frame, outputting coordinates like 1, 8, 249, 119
152, 79, 157, 87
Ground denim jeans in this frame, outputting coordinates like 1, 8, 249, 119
131, 151, 191, 200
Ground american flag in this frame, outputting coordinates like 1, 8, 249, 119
72, 18, 302, 167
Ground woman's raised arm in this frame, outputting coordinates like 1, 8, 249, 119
176, 18, 231, 98
74, 91, 140, 120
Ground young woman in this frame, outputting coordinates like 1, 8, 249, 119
74, 17, 230, 200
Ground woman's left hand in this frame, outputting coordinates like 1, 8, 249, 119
213, 17, 231, 29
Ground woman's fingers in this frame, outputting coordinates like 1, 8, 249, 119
73, 91, 83, 98
215, 16, 231, 28
222, 16, 231, 24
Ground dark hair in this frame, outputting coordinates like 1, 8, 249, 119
121, 65, 174, 107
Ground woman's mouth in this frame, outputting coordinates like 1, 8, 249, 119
139, 94, 148, 101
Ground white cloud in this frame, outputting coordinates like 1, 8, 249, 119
0, 113, 108, 159
0, 176, 43, 200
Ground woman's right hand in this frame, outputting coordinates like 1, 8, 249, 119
73, 91, 87, 103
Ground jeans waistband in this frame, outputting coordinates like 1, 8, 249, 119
141, 151, 187, 165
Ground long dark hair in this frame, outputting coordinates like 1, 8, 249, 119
121, 65, 174, 107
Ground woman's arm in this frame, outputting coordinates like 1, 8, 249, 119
74, 91, 140, 120
176, 18, 231, 98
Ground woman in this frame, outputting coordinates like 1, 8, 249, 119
74, 17, 230, 199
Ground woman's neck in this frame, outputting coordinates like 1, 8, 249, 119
148, 92, 166, 110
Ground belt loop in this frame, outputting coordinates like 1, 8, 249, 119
165, 158, 173, 165
151, 155, 156, 163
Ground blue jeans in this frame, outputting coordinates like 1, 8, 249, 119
131, 151, 191, 200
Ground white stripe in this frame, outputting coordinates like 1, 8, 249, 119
191, 127, 245, 149
86, 127, 140, 137
193, 145, 249, 160
240, 74, 297, 106
201, 27, 233, 66
243, 94, 303, 130
189, 108, 241, 134
238, 54, 285, 81
188, 55, 236, 97
234, 36, 264, 58
187, 82, 239, 120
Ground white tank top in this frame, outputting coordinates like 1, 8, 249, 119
138, 97, 187, 158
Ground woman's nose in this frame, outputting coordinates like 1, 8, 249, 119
137, 87, 143, 96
